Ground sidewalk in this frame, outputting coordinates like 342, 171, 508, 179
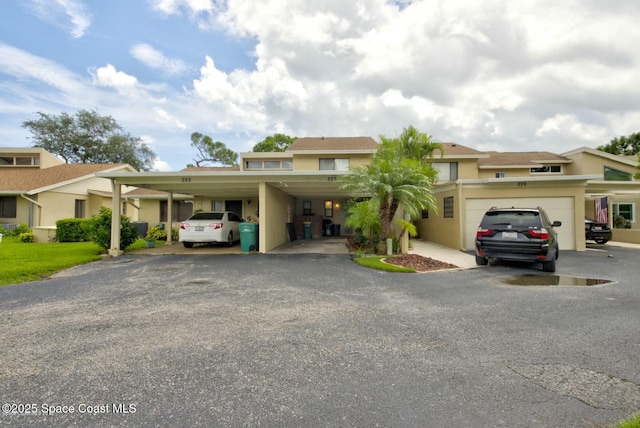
409, 239, 478, 269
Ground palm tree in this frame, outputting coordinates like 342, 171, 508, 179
340, 130, 438, 251
382, 125, 443, 163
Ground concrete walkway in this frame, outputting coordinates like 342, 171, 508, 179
409, 239, 478, 269
135, 237, 479, 269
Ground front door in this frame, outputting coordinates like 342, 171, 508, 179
225, 200, 243, 219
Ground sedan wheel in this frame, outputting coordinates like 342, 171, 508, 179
183, 242, 194, 248
227, 232, 233, 247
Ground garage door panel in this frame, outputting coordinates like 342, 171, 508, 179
465, 198, 575, 251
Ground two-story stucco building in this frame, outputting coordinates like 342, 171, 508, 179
98, 137, 639, 256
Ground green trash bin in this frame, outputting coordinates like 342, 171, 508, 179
303, 222, 312, 240
240, 222, 258, 252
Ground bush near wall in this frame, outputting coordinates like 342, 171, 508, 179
56, 218, 90, 242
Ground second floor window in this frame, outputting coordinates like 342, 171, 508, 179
530, 165, 562, 174
604, 166, 633, 181
433, 162, 458, 181
319, 158, 349, 171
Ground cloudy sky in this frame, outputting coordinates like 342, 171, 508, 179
1, 0, 640, 171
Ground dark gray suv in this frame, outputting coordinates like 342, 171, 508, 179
475, 206, 561, 272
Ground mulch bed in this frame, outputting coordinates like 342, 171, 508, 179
383, 254, 458, 272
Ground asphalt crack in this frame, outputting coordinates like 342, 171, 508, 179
508, 363, 640, 410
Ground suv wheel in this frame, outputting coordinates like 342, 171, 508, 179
475, 255, 488, 266
542, 258, 556, 273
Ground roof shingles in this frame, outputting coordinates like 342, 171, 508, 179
1, 164, 127, 193
288, 137, 379, 151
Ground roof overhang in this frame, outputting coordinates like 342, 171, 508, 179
97, 170, 356, 199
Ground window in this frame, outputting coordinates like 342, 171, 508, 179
245, 160, 292, 170
433, 162, 458, 181
74, 200, 86, 218
211, 200, 223, 211
530, 165, 562, 174
0, 155, 39, 167
613, 203, 636, 223
264, 161, 282, 169
160, 201, 193, 222
443, 197, 454, 218
495, 172, 506, 178
319, 158, 349, 171
303, 201, 312, 215
324, 200, 333, 217
0, 196, 17, 217
421, 209, 429, 219
604, 166, 633, 181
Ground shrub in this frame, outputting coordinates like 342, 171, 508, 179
19, 231, 34, 243
145, 225, 167, 241
83, 206, 138, 250
614, 214, 632, 229
56, 218, 89, 242
3, 222, 31, 237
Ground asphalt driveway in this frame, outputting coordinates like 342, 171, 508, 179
1, 246, 639, 427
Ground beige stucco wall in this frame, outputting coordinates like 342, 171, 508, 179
36, 192, 86, 225
292, 153, 372, 171
260, 182, 295, 252
612, 229, 640, 244
416, 187, 462, 249
565, 151, 637, 176
294, 197, 347, 231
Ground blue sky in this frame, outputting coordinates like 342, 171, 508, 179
2, 0, 640, 170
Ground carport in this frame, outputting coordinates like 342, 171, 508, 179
97, 170, 355, 256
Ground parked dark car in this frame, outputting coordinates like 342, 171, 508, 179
585, 218, 612, 244
475, 206, 561, 272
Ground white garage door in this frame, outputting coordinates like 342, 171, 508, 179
465, 197, 575, 251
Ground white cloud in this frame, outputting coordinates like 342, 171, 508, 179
151, 0, 214, 15
130, 43, 190, 76
536, 114, 609, 144
26, 0, 91, 38
91, 64, 138, 89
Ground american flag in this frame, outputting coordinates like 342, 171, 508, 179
595, 196, 608, 223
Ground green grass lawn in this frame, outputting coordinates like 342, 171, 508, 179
0, 236, 104, 286
354, 255, 416, 273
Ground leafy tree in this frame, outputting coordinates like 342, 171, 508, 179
252, 133, 296, 152
340, 127, 438, 252
22, 109, 155, 171
82, 206, 138, 250
190, 132, 238, 167
597, 132, 640, 155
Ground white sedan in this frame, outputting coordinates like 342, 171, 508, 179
179, 211, 243, 248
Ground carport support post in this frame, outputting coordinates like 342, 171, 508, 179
166, 192, 173, 244
109, 178, 123, 257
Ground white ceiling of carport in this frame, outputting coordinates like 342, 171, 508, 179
99, 171, 360, 199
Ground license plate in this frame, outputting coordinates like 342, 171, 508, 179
502, 231, 517, 239
195, 226, 204, 231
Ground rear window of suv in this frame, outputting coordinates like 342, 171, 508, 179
483, 211, 541, 229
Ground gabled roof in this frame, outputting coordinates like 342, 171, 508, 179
287, 137, 379, 152
1, 163, 134, 194
561, 146, 639, 168
434, 143, 488, 158
478, 152, 573, 168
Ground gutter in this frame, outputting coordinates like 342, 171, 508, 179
21, 193, 43, 207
